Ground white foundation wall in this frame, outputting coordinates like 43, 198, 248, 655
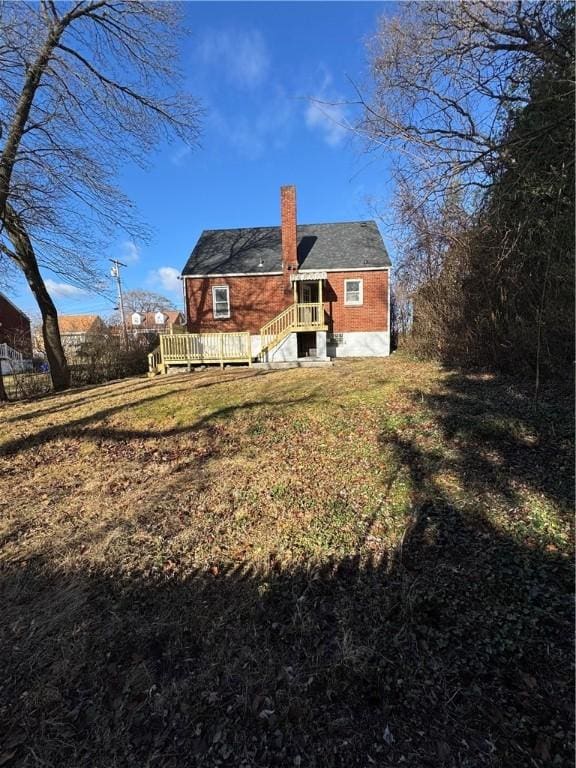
251, 332, 299, 362
327, 331, 390, 358
315, 331, 328, 359
250, 334, 262, 359
252, 330, 390, 361
269, 332, 299, 362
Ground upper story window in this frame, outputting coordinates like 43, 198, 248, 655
212, 285, 230, 319
344, 279, 363, 306
131, 312, 142, 326
154, 311, 166, 325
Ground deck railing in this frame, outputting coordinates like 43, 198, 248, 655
0, 343, 23, 361
296, 302, 322, 327
151, 331, 252, 371
148, 303, 326, 373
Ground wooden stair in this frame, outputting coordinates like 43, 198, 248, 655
258, 303, 326, 362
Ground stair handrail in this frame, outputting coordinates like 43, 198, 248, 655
147, 345, 161, 373
259, 304, 296, 351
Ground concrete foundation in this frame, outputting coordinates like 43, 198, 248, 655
253, 360, 333, 370
326, 331, 390, 358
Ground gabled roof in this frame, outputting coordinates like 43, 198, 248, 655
58, 314, 104, 334
0, 291, 30, 321
181, 221, 391, 276
131, 310, 185, 327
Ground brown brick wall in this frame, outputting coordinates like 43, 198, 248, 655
185, 275, 291, 334
280, 185, 298, 281
323, 270, 389, 333
0, 294, 32, 355
185, 269, 389, 335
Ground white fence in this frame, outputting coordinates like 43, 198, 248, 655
0, 343, 32, 374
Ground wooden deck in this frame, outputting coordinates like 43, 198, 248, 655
149, 331, 252, 374
148, 302, 326, 374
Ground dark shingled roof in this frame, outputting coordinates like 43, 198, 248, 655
181, 221, 390, 276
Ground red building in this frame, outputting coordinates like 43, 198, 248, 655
0, 291, 32, 361
182, 186, 391, 362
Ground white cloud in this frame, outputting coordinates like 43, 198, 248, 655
304, 68, 350, 147
45, 279, 87, 299
197, 27, 269, 89
211, 87, 295, 160
121, 240, 140, 263
170, 144, 192, 167
305, 100, 349, 147
149, 266, 181, 295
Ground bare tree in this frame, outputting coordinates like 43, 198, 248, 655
358, 1, 573, 201
121, 290, 178, 315
361, 1, 574, 386
0, 1, 201, 390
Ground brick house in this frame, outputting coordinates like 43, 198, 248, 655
181, 186, 391, 362
0, 292, 32, 354
0, 292, 32, 373
130, 310, 186, 337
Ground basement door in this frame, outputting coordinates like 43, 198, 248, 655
297, 331, 317, 358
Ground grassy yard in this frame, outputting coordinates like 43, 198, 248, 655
0, 356, 573, 767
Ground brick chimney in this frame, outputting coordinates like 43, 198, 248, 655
280, 185, 298, 282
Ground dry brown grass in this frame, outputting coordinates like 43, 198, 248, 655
0, 357, 573, 767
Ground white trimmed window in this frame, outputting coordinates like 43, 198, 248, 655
344, 279, 363, 306
212, 285, 230, 319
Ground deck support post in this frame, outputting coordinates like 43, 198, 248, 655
246, 332, 253, 367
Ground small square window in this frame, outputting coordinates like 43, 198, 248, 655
212, 285, 230, 319
344, 279, 363, 306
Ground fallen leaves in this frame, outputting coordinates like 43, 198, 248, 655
0, 358, 572, 767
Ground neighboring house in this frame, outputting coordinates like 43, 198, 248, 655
130, 310, 186, 336
0, 292, 33, 373
59, 314, 107, 355
181, 186, 391, 362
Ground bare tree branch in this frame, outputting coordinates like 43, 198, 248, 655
0, 1, 202, 389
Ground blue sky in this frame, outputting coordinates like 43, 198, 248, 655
11, 1, 395, 318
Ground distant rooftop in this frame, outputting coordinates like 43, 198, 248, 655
58, 314, 104, 334
130, 310, 185, 327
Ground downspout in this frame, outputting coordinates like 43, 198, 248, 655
180, 276, 189, 331
387, 266, 391, 355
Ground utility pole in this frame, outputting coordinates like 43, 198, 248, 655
110, 258, 128, 348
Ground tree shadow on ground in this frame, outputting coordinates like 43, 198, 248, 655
0, 369, 272, 428
0, 370, 289, 457
0, 368, 573, 767
0, 515, 572, 767
394, 372, 574, 515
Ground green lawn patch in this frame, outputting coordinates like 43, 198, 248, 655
0, 358, 573, 767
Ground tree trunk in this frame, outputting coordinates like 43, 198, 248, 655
4, 206, 70, 391
0, 371, 7, 401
